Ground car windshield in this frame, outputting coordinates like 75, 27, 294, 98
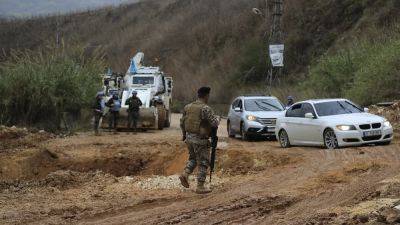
132, 77, 154, 85
314, 101, 363, 116
244, 98, 284, 112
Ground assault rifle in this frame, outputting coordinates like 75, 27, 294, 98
209, 127, 218, 182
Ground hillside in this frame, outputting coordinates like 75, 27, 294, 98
1, 0, 400, 105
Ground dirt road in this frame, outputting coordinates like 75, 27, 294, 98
1, 114, 400, 224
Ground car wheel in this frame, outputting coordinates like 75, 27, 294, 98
227, 121, 235, 138
279, 129, 291, 148
324, 128, 339, 149
240, 122, 249, 141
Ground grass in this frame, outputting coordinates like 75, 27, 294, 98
0, 43, 105, 130
0, 0, 399, 115
299, 29, 400, 105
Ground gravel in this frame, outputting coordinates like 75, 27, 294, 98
132, 175, 225, 190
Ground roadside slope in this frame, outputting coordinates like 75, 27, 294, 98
1, 0, 399, 103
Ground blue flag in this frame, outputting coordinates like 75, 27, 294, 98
129, 58, 137, 74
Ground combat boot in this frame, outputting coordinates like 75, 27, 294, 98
195, 182, 212, 194
179, 172, 190, 188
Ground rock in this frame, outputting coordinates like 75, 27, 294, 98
62, 212, 76, 219
124, 176, 134, 182
380, 207, 400, 223
39, 130, 46, 133
92, 193, 102, 198
32, 168, 39, 175
357, 214, 369, 223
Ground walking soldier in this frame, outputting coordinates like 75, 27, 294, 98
179, 87, 219, 194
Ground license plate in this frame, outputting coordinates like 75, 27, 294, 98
266, 127, 275, 132
363, 130, 381, 137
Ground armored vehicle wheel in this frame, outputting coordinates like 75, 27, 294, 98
157, 105, 166, 130
164, 110, 171, 128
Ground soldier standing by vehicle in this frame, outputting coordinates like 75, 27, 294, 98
179, 87, 220, 194
106, 94, 121, 131
287, 96, 294, 107
126, 91, 142, 131
93, 92, 105, 135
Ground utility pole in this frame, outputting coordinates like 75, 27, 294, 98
266, 0, 284, 94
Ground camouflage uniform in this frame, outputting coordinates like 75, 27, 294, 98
180, 100, 219, 183
126, 96, 142, 130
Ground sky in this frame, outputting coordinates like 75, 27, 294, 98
0, 0, 138, 18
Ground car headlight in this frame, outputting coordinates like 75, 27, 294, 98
384, 120, 392, 128
336, 125, 356, 131
246, 115, 258, 121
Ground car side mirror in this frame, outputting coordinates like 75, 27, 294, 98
364, 107, 369, 113
234, 107, 242, 112
305, 113, 315, 119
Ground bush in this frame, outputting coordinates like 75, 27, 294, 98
0, 44, 105, 130
232, 39, 268, 84
301, 35, 400, 105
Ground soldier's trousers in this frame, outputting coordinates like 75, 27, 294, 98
128, 111, 139, 130
93, 112, 102, 134
108, 111, 119, 130
184, 138, 210, 183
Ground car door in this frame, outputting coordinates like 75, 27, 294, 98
228, 99, 241, 132
284, 103, 303, 143
296, 103, 322, 145
228, 99, 238, 130
231, 99, 244, 132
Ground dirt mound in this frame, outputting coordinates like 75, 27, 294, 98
218, 149, 301, 175
0, 170, 118, 192
302, 172, 400, 225
370, 101, 400, 131
0, 125, 54, 151
43, 170, 93, 189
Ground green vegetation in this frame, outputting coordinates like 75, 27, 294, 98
0, 0, 399, 120
0, 44, 105, 130
301, 31, 400, 105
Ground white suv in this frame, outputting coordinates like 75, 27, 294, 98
227, 96, 285, 140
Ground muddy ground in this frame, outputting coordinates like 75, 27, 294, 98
1, 114, 400, 225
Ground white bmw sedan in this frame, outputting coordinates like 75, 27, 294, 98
275, 99, 394, 149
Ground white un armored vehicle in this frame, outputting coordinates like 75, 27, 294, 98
101, 52, 173, 130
